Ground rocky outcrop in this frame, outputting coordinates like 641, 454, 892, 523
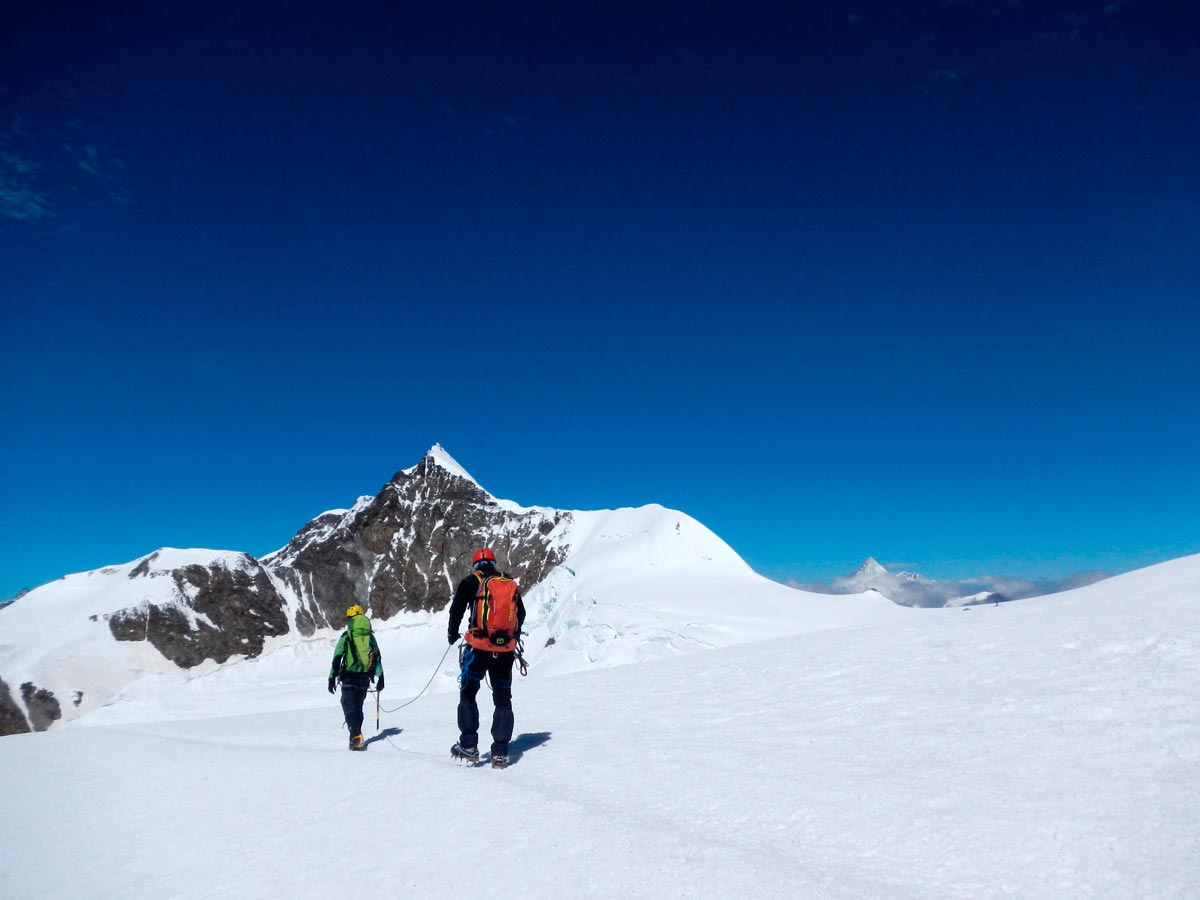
109, 448, 567, 666
20, 681, 60, 731
109, 554, 290, 668
1, 447, 575, 737
0, 678, 30, 735
0, 588, 30, 611
269, 453, 569, 630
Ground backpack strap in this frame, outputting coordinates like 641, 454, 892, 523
344, 625, 363, 670
475, 578, 489, 633
473, 573, 493, 636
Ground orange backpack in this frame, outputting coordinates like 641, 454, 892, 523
467, 572, 520, 652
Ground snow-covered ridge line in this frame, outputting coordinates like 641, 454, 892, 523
0, 444, 894, 734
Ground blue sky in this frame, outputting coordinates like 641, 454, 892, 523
2, 1, 1197, 599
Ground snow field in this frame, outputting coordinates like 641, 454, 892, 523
2, 559, 1197, 900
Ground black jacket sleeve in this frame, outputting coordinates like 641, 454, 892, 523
329, 632, 347, 678
447, 574, 477, 640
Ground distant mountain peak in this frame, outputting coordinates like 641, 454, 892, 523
856, 557, 889, 577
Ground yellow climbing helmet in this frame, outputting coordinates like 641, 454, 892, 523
345, 604, 365, 618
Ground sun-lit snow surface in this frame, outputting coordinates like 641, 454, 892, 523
0, 447, 906, 728
12, 503, 906, 728
0, 548, 266, 721
2, 554, 1197, 900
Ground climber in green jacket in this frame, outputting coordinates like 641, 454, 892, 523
328, 603, 383, 750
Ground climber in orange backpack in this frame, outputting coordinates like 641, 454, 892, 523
447, 548, 526, 768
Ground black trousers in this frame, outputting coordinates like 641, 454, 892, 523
458, 646, 515, 755
339, 674, 371, 737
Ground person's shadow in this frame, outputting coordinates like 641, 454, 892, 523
364, 727, 402, 748
506, 731, 552, 766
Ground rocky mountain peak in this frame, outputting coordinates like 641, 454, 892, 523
0, 446, 577, 735
422, 443, 478, 482
388, 445, 491, 505
261, 446, 566, 635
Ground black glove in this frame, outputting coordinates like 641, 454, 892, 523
327, 677, 336, 694
375, 674, 384, 692
448, 633, 459, 646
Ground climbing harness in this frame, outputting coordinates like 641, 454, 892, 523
514, 638, 529, 677
459, 638, 530, 690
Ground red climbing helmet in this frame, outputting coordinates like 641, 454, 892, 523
472, 548, 497, 565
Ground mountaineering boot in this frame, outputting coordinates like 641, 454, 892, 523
349, 733, 366, 751
451, 742, 479, 764
490, 754, 508, 769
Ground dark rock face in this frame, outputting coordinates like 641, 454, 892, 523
0, 678, 30, 735
107, 450, 569, 669
20, 681, 61, 731
269, 453, 569, 629
109, 554, 291, 668
0, 588, 30, 611
0, 450, 578, 738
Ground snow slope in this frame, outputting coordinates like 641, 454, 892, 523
40, 503, 906, 729
0, 549, 269, 719
0, 456, 906, 729
2, 554, 1197, 899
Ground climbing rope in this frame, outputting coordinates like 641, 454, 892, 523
367, 638, 530, 756
373, 640, 458, 714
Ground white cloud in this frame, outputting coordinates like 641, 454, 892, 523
788, 561, 1112, 608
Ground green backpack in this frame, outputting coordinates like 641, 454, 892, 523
342, 614, 376, 674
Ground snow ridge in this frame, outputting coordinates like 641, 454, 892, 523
0, 446, 905, 732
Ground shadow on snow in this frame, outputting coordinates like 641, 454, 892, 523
364, 727, 403, 748
507, 731, 552, 765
